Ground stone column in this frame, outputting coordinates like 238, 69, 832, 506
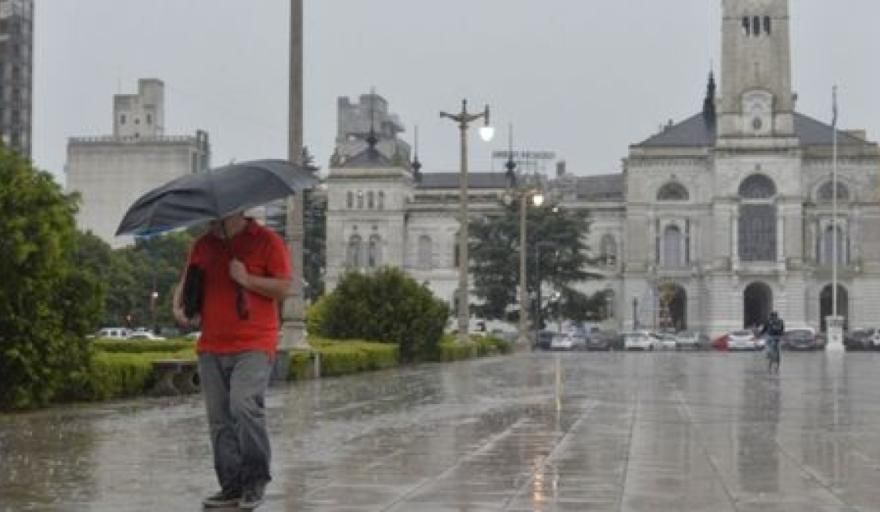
731, 206, 739, 271
777, 207, 785, 266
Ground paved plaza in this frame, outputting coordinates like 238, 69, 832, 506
3, 351, 880, 511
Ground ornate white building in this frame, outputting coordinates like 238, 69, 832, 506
325, 0, 880, 336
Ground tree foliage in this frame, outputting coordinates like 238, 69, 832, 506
469, 201, 600, 325
307, 268, 449, 362
0, 148, 103, 409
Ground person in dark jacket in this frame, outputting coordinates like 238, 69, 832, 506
760, 311, 785, 373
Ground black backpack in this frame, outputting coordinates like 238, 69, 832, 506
768, 317, 785, 336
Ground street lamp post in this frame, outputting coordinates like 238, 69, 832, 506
440, 100, 494, 344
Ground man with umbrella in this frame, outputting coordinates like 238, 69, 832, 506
117, 160, 316, 509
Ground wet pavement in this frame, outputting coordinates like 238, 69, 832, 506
3, 351, 880, 511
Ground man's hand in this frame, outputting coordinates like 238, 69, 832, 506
229, 259, 250, 287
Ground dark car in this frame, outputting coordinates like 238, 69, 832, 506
781, 328, 822, 351
844, 328, 877, 351
584, 330, 615, 351
534, 330, 556, 351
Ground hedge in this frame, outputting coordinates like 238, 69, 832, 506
91, 338, 195, 354
433, 334, 513, 362
288, 338, 399, 380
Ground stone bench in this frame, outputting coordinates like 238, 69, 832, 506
151, 360, 200, 396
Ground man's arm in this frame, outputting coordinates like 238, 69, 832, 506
229, 259, 291, 301
172, 267, 191, 326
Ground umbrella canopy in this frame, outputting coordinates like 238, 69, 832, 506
116, 159, 318, 237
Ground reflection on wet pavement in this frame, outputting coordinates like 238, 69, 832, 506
2, 351, 880, 511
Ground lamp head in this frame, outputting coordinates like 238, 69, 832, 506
532, 193, 545, 207
479, 125, 495, 142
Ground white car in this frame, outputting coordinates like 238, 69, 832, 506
96, 327, 130, 339
726, 330, 761, 351
550, 331, 586, 351
127, 331, 166, 341
623, 331, 658, 351
656, 333, 678, 350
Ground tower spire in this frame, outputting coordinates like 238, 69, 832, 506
703, 71, 716, 124
411, 124, 422, 180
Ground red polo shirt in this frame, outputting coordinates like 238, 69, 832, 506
188, 220, 291, 356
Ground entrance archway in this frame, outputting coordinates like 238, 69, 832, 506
743, 282, 772, 329
819, 284, 849, 332
658, 283, 687, 331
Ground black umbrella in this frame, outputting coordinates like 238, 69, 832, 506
116, 159, 318, 237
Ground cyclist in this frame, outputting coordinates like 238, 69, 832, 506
760, 311, 785, 373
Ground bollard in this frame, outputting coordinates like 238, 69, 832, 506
311, 351, 321, 379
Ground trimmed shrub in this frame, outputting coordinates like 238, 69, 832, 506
289, 338, 399, 380
433, 334, 512, 362
309, 268, 449, 362
62, 349, 195, 402
91, 338, 195, 354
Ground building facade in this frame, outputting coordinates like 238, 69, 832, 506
66, 79, 210, 248
325, 0, 880, 336
0, 0, 33, 157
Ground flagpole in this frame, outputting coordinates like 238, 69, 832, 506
832, 85, 838, 320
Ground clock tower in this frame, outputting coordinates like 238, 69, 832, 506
718, 0, 794, 139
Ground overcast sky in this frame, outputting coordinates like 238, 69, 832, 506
34, 1, 880, 184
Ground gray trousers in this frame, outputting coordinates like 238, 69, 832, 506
199, 351, 273, 493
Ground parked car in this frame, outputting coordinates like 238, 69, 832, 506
655, 333, 678, 350
584, 330, 615, 351
726, 330, 762, 351
782, 327, 823, 351
533, 330, 556, 350
127, 330, 167, 341
675, 331, 709, 350
844, 328, 878, 351
623, 331, 658, 351
550, 330, 587, 351
185, 331, 202, 341
96, 327, 130, 340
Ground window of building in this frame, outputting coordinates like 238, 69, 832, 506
120, 114, 126, 125
662, 225, 685, 268
819, 224, 847, 265
346, 191, 354, 209
657, 182, 689, 201
739, 174, 777, 261
146, 114, 152, 125
600, 234, 617, 267
367, 191, 375, 209
742, 17, 751, 36
368, 235, 382, 267
817, 181, 849, 202
347, 234, 363, 268
753, 16, 761, 36
418, 235, 433, 270
764, 16, 772, 35
377, 191, 385, 210
134, 118, 140, 125
453, 234, 460, 268
357, 191, 364, 209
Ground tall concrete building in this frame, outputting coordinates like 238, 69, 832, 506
0, 0, 33, 157
66, 79, 210, 248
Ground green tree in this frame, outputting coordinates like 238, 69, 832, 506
469, 201, 599, 326
0, 148, 103, 409
309, 268, 449, 361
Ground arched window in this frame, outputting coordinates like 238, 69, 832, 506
817, 181, 849, 202
764, 16, 772, 35
346, 191, 354, 209
418, 235, 433, 270
367, 191, 375, 209
819, 225, 847, 265
347, 235, 363, 267
657, 182, 689, 201
739, 175, 777, 261
739, 174, 776, 199
753, 16, 761, 36
662, 225, 685, 268
600, 234, 617, 266
356, 191, 364, 209
368, 235, 382, 267
377, 191, 385, 210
